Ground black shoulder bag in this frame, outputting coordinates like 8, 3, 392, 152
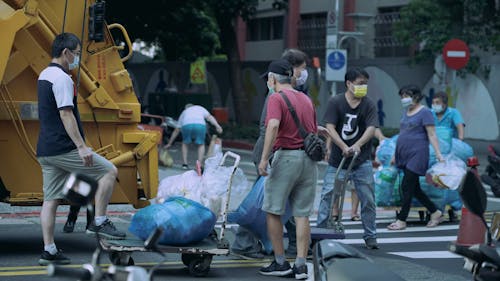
279, 92, 326, 161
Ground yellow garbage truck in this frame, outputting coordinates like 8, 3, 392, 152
0, 0, 159, 208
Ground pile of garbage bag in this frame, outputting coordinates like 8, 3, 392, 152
375, 127, 472, 210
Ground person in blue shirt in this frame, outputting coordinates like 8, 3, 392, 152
431, 91, 465, 221
431, 91, 465, 140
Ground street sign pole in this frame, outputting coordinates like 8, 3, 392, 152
326, 0, 340, 95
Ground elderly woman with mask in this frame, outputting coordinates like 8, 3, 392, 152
387, 85, 444, 231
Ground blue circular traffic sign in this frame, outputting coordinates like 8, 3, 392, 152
327, 51, 346, 70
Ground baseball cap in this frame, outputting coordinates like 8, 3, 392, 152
260, 59, 294, 79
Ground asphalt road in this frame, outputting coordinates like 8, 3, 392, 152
0, 143, 498, 281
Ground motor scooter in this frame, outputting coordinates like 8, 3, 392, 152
480, 145, 500, 197
47, 173, 166, 281
448, 166, 500, 281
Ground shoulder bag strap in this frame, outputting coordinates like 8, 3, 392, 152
279, 91, 308, 138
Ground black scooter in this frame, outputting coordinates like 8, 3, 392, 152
448, 166, 500, 280
47, 173, 166, 281
480, 145, 500, 197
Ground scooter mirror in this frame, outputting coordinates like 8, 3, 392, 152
63, 173, 98, 206
459, 170, 487, 218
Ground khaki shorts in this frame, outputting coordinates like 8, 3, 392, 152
38, 149, 115, 201
262, 149, 318, 217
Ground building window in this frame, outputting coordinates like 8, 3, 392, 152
298, 13, 327, 62
247, 16, 284, 41
374, 6, 410, 57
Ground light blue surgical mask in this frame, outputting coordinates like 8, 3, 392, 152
68, 55, 80, 70
432, 104, 443, 113
296, 69, 308, 86
401, 97, 413, 107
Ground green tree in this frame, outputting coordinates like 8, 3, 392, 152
105, 0, 219, 61
394, 0, 500, 76
106, 0, 287, 124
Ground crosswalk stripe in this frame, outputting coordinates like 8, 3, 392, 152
343, 224, 459, 234
388, 251, 461, 259
341, 236, 457, 245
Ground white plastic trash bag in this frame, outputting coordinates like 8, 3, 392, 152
156, 170, 203, 203
427, 154, 467, 190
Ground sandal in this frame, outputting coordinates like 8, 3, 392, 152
351, 215, 361, 221
387, 220, 406, 230
427, 210, 444, 227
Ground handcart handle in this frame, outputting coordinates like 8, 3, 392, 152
220, 151, 241, 169
334, 152, 359, 181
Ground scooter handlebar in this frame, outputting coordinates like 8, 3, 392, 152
47, 264, 92, 280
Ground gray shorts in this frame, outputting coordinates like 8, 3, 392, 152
262, 149, 318, 217
37, 149, 115, 201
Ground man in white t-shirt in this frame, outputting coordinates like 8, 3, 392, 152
165, 104, 223, 168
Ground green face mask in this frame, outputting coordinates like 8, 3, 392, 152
353, 84, 368, 98
267, 84, 275, 94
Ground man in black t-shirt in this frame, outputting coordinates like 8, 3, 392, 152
317, 68, 379, 250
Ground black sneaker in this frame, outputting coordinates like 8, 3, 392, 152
259, 260, 293, 276
293, 264, 308, 280
63, 220, 76, 233
365, 238, 379, 249
38, 250, 71, 266
86, 219, 126, 240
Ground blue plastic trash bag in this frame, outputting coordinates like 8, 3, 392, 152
375, 136, 398, 166
228, 176, 292, 254
412, 176, 445, 208
374, 166, 399, 207
435, 126, 453, 155
451, 138, 474, 162
129, 196, 216, 246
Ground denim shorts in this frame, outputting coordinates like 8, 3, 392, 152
181, 124, 206, 145
37, 149, 115, 201
262, 149, 317, 217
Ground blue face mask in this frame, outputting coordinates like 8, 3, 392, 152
67, 51, 80, 70
69, 55, 79, 70
401, 97, 413, 108
432, 104, 444, 113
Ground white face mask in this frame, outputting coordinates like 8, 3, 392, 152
296, 69, 308, 86
401, 97, 413, 107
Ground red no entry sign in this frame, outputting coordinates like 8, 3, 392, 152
442, 39, 470, 70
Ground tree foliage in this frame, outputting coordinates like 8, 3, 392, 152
105, 0, 219, 61
105, 0, 286, 124
394, 0, 500, 75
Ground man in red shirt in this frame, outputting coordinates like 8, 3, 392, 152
258, 59, 318, 279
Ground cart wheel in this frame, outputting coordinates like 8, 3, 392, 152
187, 255, 212, 277
181, 253, 194, 266
109, 251, 134, 266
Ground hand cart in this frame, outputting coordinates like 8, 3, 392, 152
311, 153, 359, 241
99, 151, 241, 277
